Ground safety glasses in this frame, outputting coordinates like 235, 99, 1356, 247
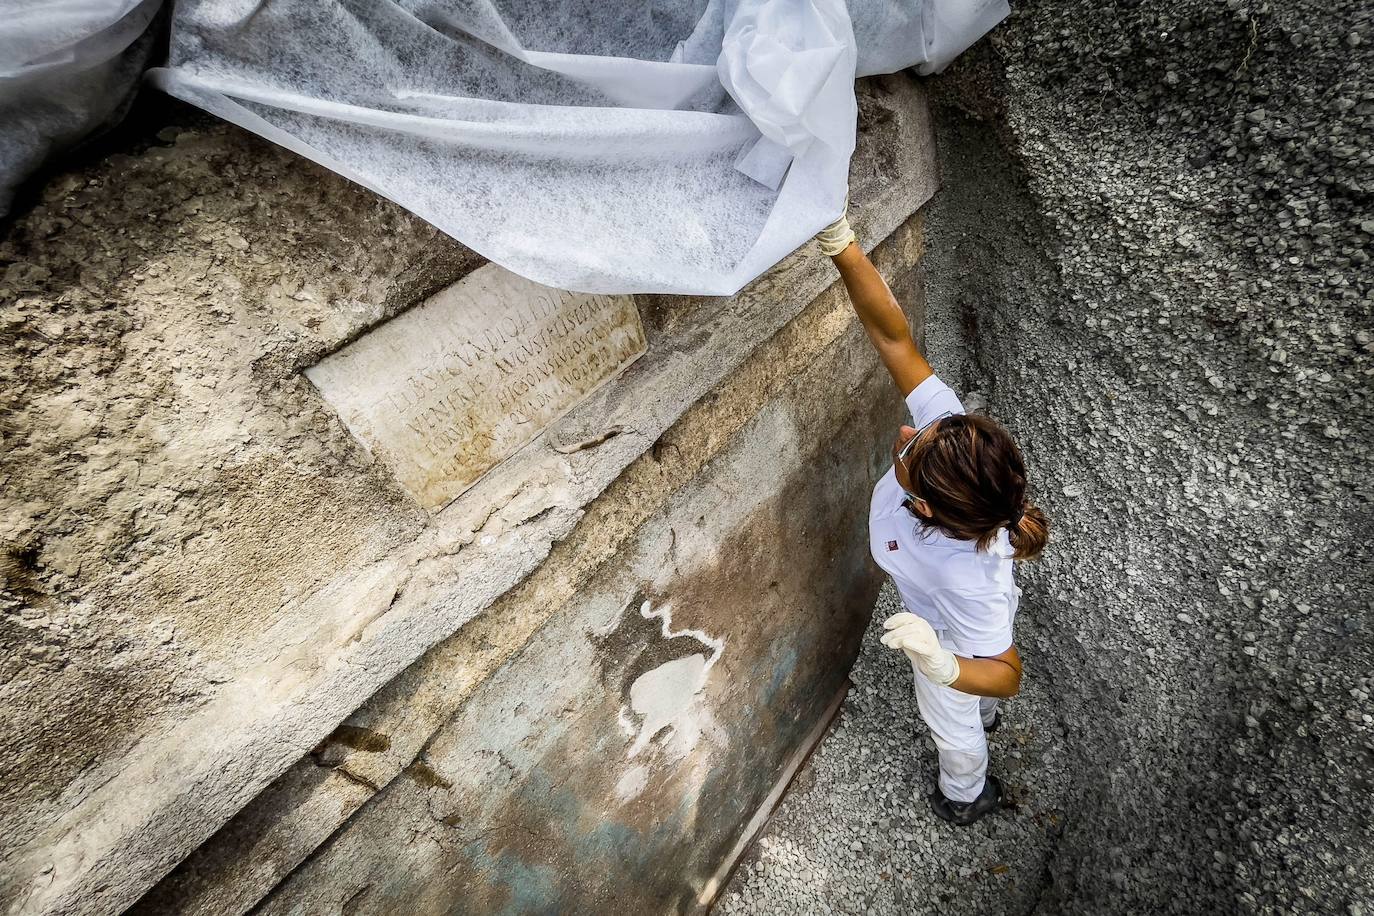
896, 410, 955, 503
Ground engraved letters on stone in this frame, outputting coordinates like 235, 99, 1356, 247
306, 264, 646, 510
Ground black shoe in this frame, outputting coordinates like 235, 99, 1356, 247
983, 711, 1001, 733
930, 774, 1003, 826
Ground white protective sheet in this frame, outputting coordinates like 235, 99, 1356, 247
140, 0, 1007, 295
0, 0, 162, 214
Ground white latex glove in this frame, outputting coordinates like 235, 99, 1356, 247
815, 211, 857, 257
880, 613, 960, 686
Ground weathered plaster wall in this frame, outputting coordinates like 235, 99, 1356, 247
133, 220, 926, 916
1, 74, 935, 914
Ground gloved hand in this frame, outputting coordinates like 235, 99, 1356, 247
880, 613, 960, 686
815, 209, 857, 257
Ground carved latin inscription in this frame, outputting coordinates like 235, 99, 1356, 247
306, 264, 646, 510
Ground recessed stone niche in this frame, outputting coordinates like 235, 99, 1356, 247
305, 264, 647, 510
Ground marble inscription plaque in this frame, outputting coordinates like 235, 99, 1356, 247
306, 264, 646, 510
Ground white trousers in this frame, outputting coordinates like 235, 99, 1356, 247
910, 631, 1000, 803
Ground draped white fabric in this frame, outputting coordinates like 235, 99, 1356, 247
3, 0, 1004, 292
0, 0, 162, 214
150, 0, 1005, 293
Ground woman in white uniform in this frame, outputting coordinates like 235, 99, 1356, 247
816, 212, 1050, 827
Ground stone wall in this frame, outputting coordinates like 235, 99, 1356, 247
1, 74, 937, 915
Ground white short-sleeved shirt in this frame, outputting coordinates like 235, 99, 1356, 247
868, 375, 1019, 657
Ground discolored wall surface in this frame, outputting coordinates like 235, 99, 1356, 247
2, 73, 935, 914
131, 218, 927, 916
234, 264, 908, 916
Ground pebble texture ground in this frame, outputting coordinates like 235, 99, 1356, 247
719, 0, 1372, 912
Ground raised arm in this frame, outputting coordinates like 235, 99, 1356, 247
817, 215, 932, 396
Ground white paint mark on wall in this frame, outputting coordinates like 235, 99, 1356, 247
663, 697, 724, 764
621, 600, 726, 760
627, 653, 708, 758
639, 600, 725, 670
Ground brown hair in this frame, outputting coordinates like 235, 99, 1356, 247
905, 413, 1049, 560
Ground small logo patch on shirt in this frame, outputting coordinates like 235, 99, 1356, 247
886, 540, 899, 552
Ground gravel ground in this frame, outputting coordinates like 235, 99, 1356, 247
721, 0, 1372, 913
